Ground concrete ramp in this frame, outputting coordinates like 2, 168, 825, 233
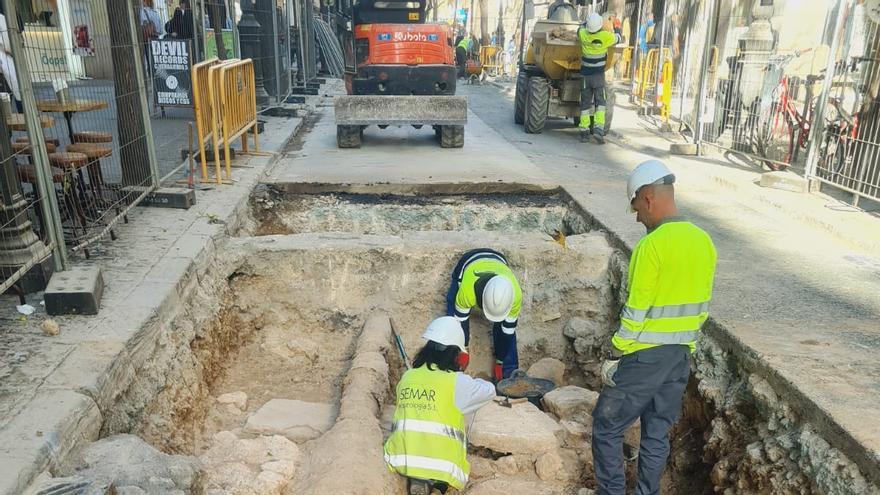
335, 95, 468, 126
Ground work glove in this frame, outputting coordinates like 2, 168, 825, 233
456, 350, 470, 372
600, 358, 620, 388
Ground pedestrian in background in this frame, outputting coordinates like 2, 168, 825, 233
592, 160, 717, 495
140, 0, 165, 41
166, 0, 194, 40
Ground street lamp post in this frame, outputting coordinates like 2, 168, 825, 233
0, 108, 53, 293
239, 0, 271, 105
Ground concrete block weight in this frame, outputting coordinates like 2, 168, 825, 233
44, 265, 104, 315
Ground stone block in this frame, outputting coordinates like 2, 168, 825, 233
542, 386, 599, 422
758, 171, 809, 193
217, 392, 248, 411
53, 434, 199, 493
244, 399, 336, 442
44, 265, 104, 315
139, 188, 196, 210
200, 431, 299, 494
469, 401, 562, 455
527, 358, 566, 386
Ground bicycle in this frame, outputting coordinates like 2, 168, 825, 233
750, 49, 818, 170
817, 96, 860, 182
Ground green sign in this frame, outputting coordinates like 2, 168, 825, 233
205, 30, 234, 59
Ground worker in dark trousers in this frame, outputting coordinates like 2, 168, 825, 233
446, 248, 522, 382
592, 160, 717, 495
456, 33, 472, 78
577, 12, 621, 144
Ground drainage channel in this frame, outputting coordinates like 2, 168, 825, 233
29, 186, 878, 494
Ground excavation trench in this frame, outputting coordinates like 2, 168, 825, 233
43, 189, 877, 494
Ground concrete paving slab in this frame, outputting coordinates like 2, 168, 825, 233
267, 99, 553, 186
0, 390, 102, 495
43, 340, 136, 414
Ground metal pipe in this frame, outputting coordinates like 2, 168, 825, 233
804, 0, 854, 181
693, 0, 719, 153
629, 0, 644, 103
272, 0, 283, 104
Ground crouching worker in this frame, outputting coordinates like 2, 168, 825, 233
447, 248, 522, 382
384, 316, 496, 494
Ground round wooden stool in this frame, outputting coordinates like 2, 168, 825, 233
73, 131, 112, 144
15, 136, 61, 148
12, 141, 58, 154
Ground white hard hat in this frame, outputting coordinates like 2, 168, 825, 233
627, 159, 675, 207
422, 316, 466, 350
586, 12, 603, 33
482, 276, 514, 322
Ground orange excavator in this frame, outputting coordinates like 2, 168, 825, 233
336, 0, 467, 148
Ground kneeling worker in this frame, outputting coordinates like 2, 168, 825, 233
384, 316, 496, 494
446, 248, 522, 381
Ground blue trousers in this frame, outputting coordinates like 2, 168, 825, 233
592, 345, 690, 495
445, 248, 519, 378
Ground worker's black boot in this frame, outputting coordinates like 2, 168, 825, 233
593, 127, 606, 144
579, 129, 590, 143
408, 479, 431, 495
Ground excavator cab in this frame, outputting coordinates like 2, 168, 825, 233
346, 0, 456, 96
353, 0, 427, 25
335, 0, 466, 148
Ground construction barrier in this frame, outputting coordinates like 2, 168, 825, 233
191, 58, 224, 183
616, 46, 634, 82
635, 47, 672, 101
659, 58, 673, 122
209, 59, 261, 184
479, 45, 503, 77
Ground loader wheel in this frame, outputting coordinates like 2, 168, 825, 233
337, 125, 362, 148
524, 76, 549, 134
514, 71, 528, 124
440, 125, 465, 148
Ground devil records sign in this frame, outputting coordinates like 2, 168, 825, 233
151, 39, 193, 107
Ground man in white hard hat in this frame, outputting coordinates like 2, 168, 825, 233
577, 12, 622, 144
591, 160, 717, 495
384, 316, 496, 495
446, 248, 523, 382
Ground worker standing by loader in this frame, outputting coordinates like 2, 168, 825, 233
456, 33, 473, 78
446, 248, 522, 382
384, 317, 496, 495
578, 12, 622, 144
591, 160, 717, 494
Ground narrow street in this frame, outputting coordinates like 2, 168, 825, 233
3, 0, 880, 491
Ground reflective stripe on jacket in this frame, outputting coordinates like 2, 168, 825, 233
577, 27, 621, 75
612, 220, 717, 355
453, 256, 522, 332
384, 366, 470, 489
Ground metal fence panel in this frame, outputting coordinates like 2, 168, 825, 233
808, 0, 880, 204
5, 0, 158, 259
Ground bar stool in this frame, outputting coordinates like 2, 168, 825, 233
12, 141, 58, 155
72, 131, 112, 144
66, 143, 112, 207
17, 163, 66, 242
14, 136, 61, 148
49, 152, 94, 254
